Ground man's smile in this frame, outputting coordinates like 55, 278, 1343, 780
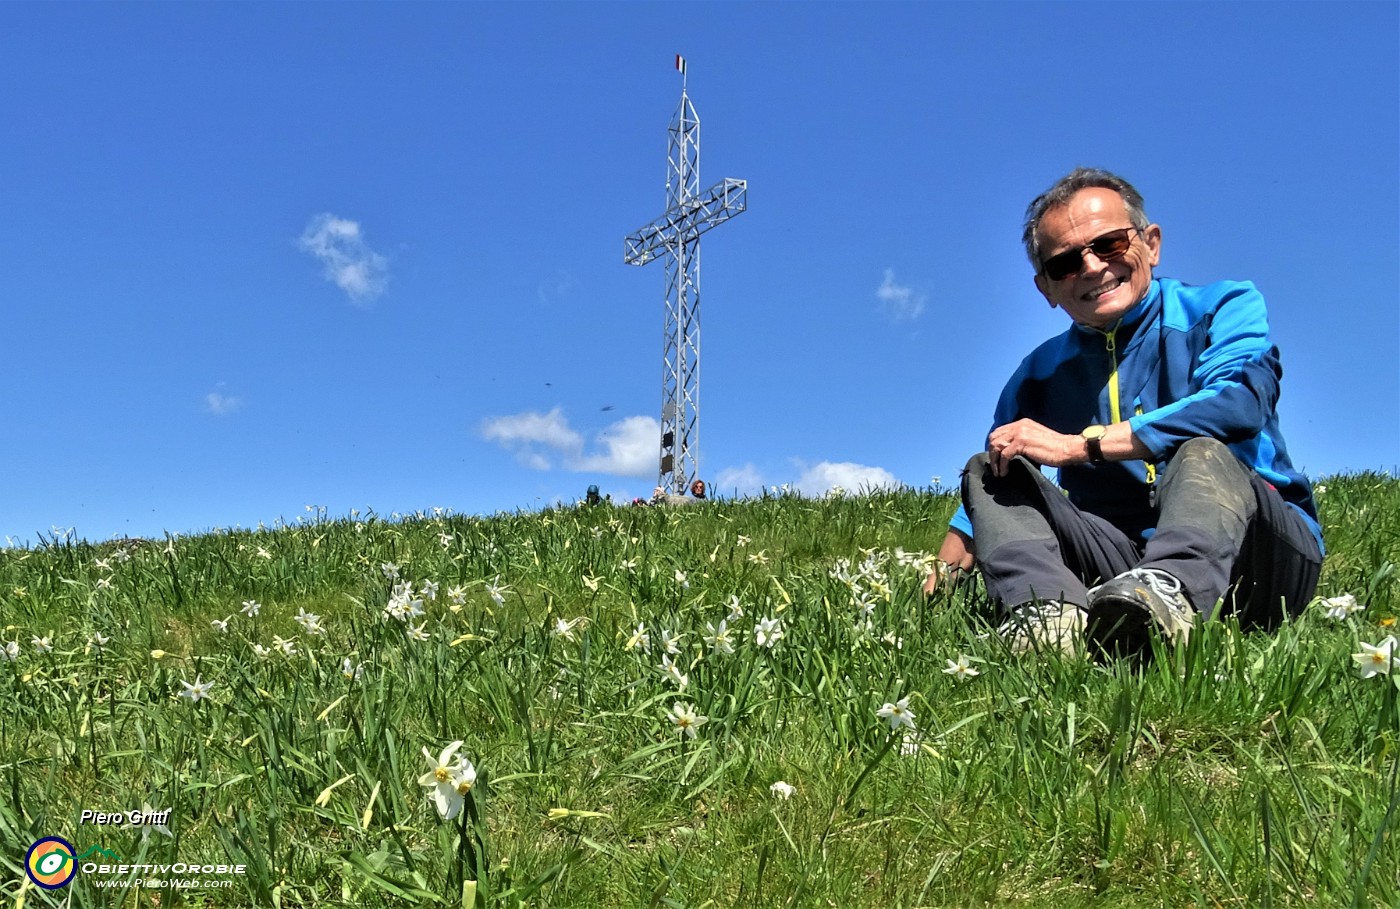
1085, 276, 1126, 301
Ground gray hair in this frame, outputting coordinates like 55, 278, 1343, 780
1022, 168, 1150, 271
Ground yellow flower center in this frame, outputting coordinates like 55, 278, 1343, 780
435, 767, 451, 783
456, 780, 473, 795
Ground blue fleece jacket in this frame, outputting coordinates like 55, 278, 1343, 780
949, 277, 1323, 552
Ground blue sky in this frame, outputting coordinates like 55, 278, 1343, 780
1, 1, 1396, 545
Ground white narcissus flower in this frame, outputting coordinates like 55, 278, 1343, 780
658, 629, 682, 656
251, 643, 272, 660
420, 580, 439, 602
769, 780, 795, 800
384, 592, 424, 623
87, 632, 111, 653
1321, 594, 1364, 621
341, 657, 364, 681
31, 634, 53, 654
626, 623, 651, 652
273, 635, 297, 657
381, 562, 400, 580
417, 741, 476, 820
877, 696, 916, 731
725, 595, 744, 621
1353, 637, 1398, 679
179, 676, 213, 703
1, 641, 18, 662
294, 608, 325, 635
703, 620, 735, 656
943, 655, 980, 682
755, 617, 783, 649
674, 569, 689, 589
553, 617, 585, 640
485, 578, 507, 607
667, 702, 709, 739
240, 599, 262, 617
210, 617, 231, 634
658, 654, 689, 690
407, 623, 431, 643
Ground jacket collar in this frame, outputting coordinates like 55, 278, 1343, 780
1072, 278, 1162, 340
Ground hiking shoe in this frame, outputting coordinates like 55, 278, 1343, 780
1086, 568, 1196, 659
996, 600, 1087, 657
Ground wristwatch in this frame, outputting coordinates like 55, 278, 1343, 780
1082, 425, 1107, 463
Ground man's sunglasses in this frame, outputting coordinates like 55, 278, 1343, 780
1039, 227, 1141, 281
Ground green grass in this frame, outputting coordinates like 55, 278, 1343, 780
0, 473, 1397, 907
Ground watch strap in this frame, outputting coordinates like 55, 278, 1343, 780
1086, 435, 1105, 463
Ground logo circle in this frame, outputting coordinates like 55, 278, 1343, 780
26, 836, 77, 889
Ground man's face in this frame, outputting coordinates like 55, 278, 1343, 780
1032, 187, 1161, 330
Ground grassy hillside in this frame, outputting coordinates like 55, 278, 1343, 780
1, 472, 1396, 908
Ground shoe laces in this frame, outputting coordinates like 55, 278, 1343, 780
996, 599, 1078, 635
1090, 568, 1187, 608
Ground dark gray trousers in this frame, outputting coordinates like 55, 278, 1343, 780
962, 438, 1322, 629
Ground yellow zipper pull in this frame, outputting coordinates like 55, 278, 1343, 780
1105, 327, 1121, 424
1135, 400, 1158, 506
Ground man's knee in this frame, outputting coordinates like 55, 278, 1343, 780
1167, 438, 1252, 488
963, 451, 991, 477
1161, 437, 1256, 519
1176, 436, 1233, 464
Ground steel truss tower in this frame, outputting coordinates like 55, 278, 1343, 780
624, 57, 747, 494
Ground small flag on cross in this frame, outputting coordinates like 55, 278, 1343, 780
675, 54, 687, 76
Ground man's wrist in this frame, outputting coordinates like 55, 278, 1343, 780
1081, 425, 1107, 463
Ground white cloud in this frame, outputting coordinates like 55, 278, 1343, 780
572, 415, 659, 477
876, 268, 925, 321
204, 391, 243, 416
299, 213, 389, 305
794, 461, 901, 496
714, 464, 764, 497
480, 407, 582, 450
480, 408, 583, 469
480, 408, 658, 478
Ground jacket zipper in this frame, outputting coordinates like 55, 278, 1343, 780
1103, 325, 1158, 507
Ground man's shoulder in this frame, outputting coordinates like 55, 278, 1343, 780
1016, 325, 1084, 378
1157, 277, 1265, 329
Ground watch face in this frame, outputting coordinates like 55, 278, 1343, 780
1083, 425, 1106, 440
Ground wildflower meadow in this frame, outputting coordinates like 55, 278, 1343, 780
1, 473, 1397, 907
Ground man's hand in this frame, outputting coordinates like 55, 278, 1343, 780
925, 529, 976, 597
987, 418, 1080, 476
922, 560, 954, 596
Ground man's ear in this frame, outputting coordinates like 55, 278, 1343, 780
1143, 223, 1162, 268
1034, 273, 1055, 308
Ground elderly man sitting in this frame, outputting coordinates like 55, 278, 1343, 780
928, 167, 1323, 659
